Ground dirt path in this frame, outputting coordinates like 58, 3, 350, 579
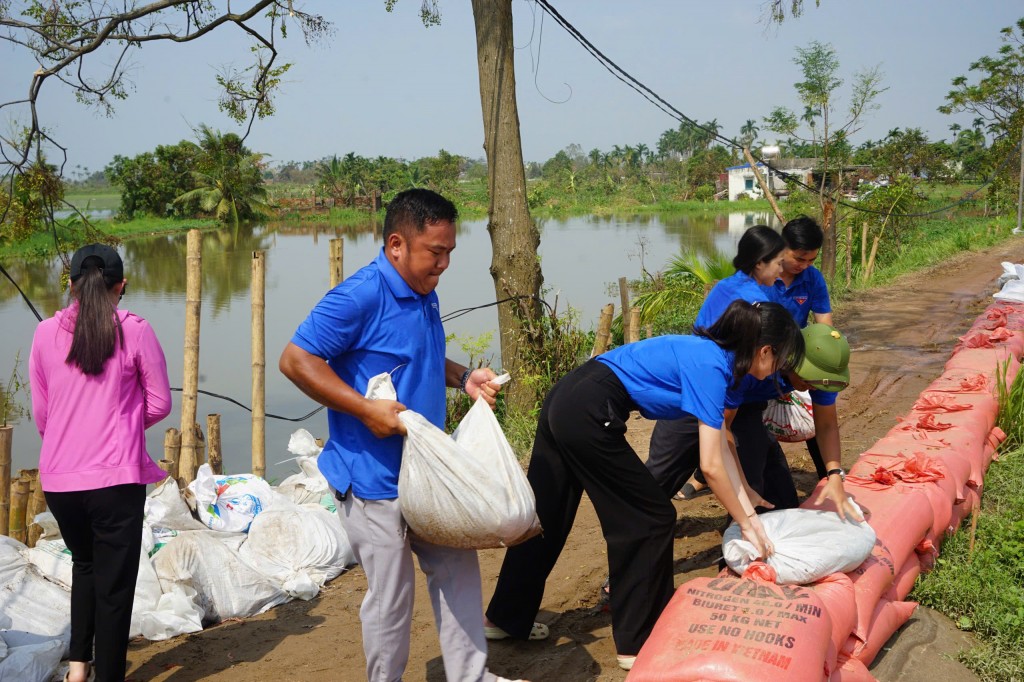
125, 237, 1024, 682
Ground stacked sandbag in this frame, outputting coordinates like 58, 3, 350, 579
632, 288, 1024, 681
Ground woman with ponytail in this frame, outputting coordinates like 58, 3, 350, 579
29, 243, 171, 682
484, 301, 802, 671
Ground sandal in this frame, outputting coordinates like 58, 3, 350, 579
63, 665, 96, 682
616, 655, 637, 671
676, 481, 710, 501
484, 621, 549, 641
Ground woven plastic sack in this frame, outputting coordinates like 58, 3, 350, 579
363, 371, 540, 549
762, 390, 816, 442
723, 506, 875, 585
188, 464, 277, 533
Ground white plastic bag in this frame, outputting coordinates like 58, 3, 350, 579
188, 464, 277, 533
144, 478, 207, 531
0, 635, 64, 682
396, 383, 541, 549
762, 390, 816, 442
722, 505, 875, 585
276, 429, 331, 506
995, 264, 1024, 302
0, 537, 70, 653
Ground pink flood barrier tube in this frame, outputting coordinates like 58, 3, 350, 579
630, 300, 1024, 681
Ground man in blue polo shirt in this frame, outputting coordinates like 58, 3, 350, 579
279, 189, 518, 682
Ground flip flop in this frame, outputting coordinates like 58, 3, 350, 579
484, 621, 549, 641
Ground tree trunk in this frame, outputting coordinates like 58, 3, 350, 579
471, 0, 544, 414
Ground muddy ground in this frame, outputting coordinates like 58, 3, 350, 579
125, 237, 1024, 681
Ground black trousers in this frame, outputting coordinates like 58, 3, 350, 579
646, 402, 799, 510
486, 360, 677, 656
45, 484, 146, 682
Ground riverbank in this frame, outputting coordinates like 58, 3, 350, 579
121, 235, 1024, 682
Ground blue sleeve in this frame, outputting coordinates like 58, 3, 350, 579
679, 357, 730, 429
291, 285, 371, 360
810, 268, 832, 314
809, 388, 838, 406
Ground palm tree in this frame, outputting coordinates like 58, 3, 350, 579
740, 119, 759, 149
632, 250, 734, 325
174, 151, 269, 225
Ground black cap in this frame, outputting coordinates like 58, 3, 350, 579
69, 243, 123, 283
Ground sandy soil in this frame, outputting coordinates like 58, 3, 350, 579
125, 236, 1024, 682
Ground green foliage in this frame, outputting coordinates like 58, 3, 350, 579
632, 250, 734, 335
912, 432, 1024, 680
105, 141, 202, 219
172, 125, 269, 224
1, 350, 29, 427
0, 158, 64, 242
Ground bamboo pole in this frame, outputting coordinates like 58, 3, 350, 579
162, 427, 180, 484
26, 470, 46, 548
591, 303, 614, 357
864, 235, 881, 282
329, 238, 344, 288
645, 324, 653, 339
251, 250, 266, 479
179, 229, 203, 486
0, 425, 10, 536
207, 414, 222, 475
968, 505, 980, 556
742, 148, 785, 225
861, 222, 868, 270
618, 277, 630, 343
9, 476, 29, 543
194, 423, 206, 468
628, 307, 641, 344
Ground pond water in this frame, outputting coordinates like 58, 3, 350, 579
0, 210, 777, 480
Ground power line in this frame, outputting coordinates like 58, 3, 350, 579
532, 0, 1019, 220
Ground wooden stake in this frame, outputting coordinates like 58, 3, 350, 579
251, 250, 266, 479
628, 307, 641, 344
9, 476, 29, 543
207, 414, 223, 475
162, 427, 180, 485
861, 222, 868, 270
0, 425, 10, 537
742, 148, 785, 225
618, 277, 630, 343
194, 423, 206, 468
591, 304, 614, 357
864, 235, 881, 282
25, 469, 45, 548
329, 237, 344, 288
179, 229, 203, 486
645, 324, 653, 339
845, 221, 853, 288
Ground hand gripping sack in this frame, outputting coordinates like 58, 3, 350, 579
398, 394, 541, 549
762, 390, 816, 443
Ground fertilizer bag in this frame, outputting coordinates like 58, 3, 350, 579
723, 506, 876, 585
762, 390, 816, 443
393, 374, 541, 549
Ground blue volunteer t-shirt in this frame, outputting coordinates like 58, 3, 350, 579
596, 335, 735, 428
773, 265, 831, 328
290, 249, 447, 500
725, 374, 838, 409
695, 271, 776, 328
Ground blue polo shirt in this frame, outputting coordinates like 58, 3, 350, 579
725, 374, 838, 409
773, 266, 831, 328
596, 335, 734, 428
695, 271, 776, 328
291, 249, 447, 500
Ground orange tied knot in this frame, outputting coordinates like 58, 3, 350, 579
913, 393, 972, 413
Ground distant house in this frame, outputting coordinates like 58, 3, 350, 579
725, 158, 871, 201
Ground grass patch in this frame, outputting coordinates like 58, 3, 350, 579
910, 362, 1024, 681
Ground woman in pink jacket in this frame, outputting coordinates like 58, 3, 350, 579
30, 243, 172, 682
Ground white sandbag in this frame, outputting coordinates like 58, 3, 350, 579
723, 505, 876, 585
144, 478, 207, 531
29, 512, 61, 541
0, 635, 64, 682
0, 537, 70, 654
276, 429, 331, 506
238, 504, 354, 600
136, 584, 204, 641
188, 464, 281, 533
762, 390, 816, 443
129, 547, 166, 639
152, 530, 289, 623
397, 392, 541, 549
25, 538, 72, 589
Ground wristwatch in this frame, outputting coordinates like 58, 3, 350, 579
825, 467, 846, 481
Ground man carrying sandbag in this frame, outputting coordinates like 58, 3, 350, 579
280, 189, 520, 682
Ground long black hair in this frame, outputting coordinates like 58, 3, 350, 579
695, 300, 804, 386
733, 225, 786, 274
66, 256, 124, 375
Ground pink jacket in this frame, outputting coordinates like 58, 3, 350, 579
29, 303, 172, 492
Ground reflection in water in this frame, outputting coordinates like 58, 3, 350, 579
0, 211, 778, 480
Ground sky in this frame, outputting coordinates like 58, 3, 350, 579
1, 1, 1021, 175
